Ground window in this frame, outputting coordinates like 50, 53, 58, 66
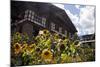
31, 11, 34, 20
59, 27, 62, 33
29, 10, 32, 17
28, 10, 32, 21
24, 10, 46, 27
69, 33, 71, 38
24, 10, 28, 18
51, 22, 55, 31
69, 33, 73, 38
65, 30, 67, 35
24, 10, 35, 21
42, 17, 46, 27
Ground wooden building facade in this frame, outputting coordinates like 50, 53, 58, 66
11, 1, 77, 38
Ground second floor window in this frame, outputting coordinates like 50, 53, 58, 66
59, 27, 62, 33
24, 10, 28, 18
42, 17, 46, 27
65, 30, 67, 35
51, 22, 55, 31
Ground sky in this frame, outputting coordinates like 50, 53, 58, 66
53, 3, 95, 36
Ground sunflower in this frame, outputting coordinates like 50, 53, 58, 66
43, 29, 49, 34
39, 29, 49, 35
35, 47, 41, 52
22, 43, 28, 51
29, 43, 36, 49
27, 44, 35, 54
13, 43, 22, 55
61, 53, 73, 63
41, 49, 53, 62
42, 29, 50, 37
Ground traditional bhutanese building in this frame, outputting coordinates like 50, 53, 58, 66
11, 1, 77, 38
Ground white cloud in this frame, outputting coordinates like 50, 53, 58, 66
75, 5, 80, 9
79, 6, 95, 35
53, 4, 95, 35
65, 9, 82, 35
65, 5, 95, 35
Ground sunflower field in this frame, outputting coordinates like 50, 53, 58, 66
11, 29, 95, 66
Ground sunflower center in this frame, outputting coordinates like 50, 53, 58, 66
15, 45, 20, 49
44, 31, 47, 34
36, 48, 40, 52
44, 51, 49, 55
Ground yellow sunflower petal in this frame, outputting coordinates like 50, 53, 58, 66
41, 49, 53, 62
